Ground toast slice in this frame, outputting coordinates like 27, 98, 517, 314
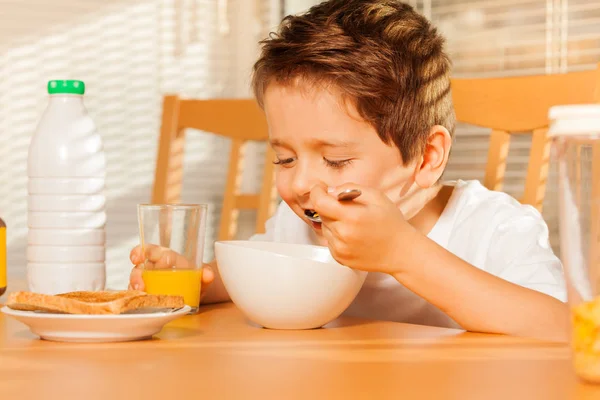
6, 290, 185, 315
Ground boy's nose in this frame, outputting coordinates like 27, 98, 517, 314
291, 163, 321, 198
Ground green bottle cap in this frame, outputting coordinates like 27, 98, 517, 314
47, 80, 85, 95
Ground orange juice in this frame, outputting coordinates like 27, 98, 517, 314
142, 269, 202, 310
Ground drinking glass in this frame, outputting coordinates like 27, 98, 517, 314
137, 204, 208, 313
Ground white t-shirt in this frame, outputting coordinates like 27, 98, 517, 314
250, 180, 566, 329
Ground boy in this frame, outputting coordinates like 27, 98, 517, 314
130, 0, 568, 341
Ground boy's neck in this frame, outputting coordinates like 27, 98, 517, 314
407, 184, 454, 235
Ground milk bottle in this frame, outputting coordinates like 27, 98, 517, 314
27, 80, 106, 294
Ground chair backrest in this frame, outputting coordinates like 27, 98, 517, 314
450, 64, 600, 211
152, 96, 277, 241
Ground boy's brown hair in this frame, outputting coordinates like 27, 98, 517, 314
252, 0, 455, 164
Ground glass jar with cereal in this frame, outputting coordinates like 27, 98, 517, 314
550, 104, 600, 383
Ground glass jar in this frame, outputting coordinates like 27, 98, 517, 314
549, 104, 600, 383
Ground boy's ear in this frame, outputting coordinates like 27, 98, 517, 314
414, 125, 452, 188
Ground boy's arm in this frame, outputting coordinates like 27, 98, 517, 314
310, 184, 568, 342
391, 229, 569, 342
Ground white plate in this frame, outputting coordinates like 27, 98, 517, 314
1, 305, 191, 343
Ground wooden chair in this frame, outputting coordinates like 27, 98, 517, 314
151, 96, 277, 241
450, 63, 600, 212
153, 68, 599, 241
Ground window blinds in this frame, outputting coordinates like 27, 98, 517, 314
0, 0, 279, 289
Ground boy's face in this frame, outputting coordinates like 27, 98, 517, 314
263, 83, 417, 239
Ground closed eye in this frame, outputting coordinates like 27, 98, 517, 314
324, 158, 353, 169
273, 157, 295, 166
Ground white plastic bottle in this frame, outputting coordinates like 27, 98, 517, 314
27, 80, 106, 294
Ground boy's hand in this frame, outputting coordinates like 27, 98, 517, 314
128, 245, 215, 299
310, 183, 417, 274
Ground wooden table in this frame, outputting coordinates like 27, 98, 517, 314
1, 302, 599, 400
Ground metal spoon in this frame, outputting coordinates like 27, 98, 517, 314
336, 188, 362, 201
304, 188, 362, 223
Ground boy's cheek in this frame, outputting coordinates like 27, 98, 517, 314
275, 177, 293, 203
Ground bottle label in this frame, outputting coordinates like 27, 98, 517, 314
0, 227, 6, 288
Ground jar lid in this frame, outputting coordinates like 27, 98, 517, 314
548, 104, 600, 137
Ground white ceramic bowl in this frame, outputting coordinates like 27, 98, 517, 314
214, 240, 367, 330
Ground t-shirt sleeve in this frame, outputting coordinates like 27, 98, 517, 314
484, 205, 567, 302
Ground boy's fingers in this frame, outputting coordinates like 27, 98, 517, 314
202, 264, 215, 284
328, 183, 380, 205
131, 244, 163, 264
145, 245, 186, 268
153, 250, 193, 269
146, 246, 164, 264
128, 264, 145, 291
130, 245, 143, 264
133, 244, 195, 270
146, 245, 169, 263
199, 265, 215, 304
310, 185, 344, 220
